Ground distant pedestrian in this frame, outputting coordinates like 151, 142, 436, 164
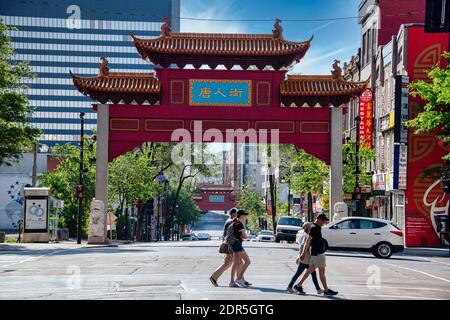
225, 210, 251, 288
286, 222, 324, 295
295, 214, 338, 296
210, 208, 237, 287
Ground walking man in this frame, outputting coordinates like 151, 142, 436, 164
210, 208, 238, 287
287, 222, 324, 295
295, 214, 338, 296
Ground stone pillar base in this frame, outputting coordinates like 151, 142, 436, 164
87, 236, 108, 245
23, 233, 49, 243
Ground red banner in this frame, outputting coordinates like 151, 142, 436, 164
405, 26, 449, 247
359, 89, 373, 148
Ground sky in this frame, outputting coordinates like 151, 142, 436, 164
180, 0, 362, 75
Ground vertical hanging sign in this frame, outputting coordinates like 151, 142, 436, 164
359, 88, 374, 148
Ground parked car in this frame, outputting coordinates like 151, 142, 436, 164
196, 233, 211, 241
246, 235, 257, 242
181, 233, 198, 241
276, 216, 303, 243
256, 230, 276, 242
319, 217, 404, 259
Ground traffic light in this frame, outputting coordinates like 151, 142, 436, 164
425, 0, 450, 33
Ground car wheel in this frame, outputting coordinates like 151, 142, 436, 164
373, 242, 393, 259
275, 238, 280, 243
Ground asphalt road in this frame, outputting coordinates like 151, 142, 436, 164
0, 241, 449, 300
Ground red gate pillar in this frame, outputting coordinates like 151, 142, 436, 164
330, 106, 344, 217
89, 103, 109, 244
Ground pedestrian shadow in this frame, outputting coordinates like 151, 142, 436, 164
249, 286, 347, 300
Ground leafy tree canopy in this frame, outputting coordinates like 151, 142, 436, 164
0, 19, 40, 165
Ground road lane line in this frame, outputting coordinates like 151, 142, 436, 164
378, 260, 450, 283
0, 250, 64, 268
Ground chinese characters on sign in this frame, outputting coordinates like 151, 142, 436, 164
190, 80, 252, 106
359, 88, 373, 148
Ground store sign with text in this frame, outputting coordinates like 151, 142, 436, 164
359, 89, 373, 148
405, 26, 449, 247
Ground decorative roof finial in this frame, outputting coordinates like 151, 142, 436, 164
161, 16, 172, 37
273, 18, 283, 39
331, 59, 342, 80
99, 56, 109, 76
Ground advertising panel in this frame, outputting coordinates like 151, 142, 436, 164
405, 26, 449, 247
24, 196, 48, 231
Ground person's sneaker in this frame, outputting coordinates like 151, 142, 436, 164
317, 289, 325, 295
287, 287, 296, 294
235, 279, 249, 288
209, 276, 218, 287
324, 289, 338, 296
293, 285, 306, 295
244, 281, 252, 286
229, 282, 239, 288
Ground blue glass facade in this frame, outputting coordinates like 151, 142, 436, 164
1, 0, 180, 146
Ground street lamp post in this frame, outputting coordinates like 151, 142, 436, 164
442, 160, 450, 255
354, 116, 362, 217
77, 112, 85, 245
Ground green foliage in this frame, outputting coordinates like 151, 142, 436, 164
342, 141, 375, 194
166, 144, 217, 222
291, 150, 329, 195
168, 186, 201, 230
238, 183, 266, 233
39, 137, 96, 237
407, 53, 450, 163
0, 19, 40, 165
108, 147, 161, 212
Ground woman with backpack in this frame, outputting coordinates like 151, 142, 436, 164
225, 209, 252, 288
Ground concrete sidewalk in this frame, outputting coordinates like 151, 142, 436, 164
402, 247, 450, 258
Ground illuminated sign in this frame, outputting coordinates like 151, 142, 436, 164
189, 79, 252, 106
359, 89, 373, 148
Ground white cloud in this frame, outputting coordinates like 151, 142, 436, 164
180, 0, 247, 34
291, 43, 357, 75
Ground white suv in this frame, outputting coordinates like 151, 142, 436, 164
320, 217, 404, 258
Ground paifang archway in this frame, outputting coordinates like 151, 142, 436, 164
72, 18, 368, 244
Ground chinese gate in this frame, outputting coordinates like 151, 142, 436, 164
72, 18, 368, 244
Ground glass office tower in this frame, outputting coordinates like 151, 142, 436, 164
0, 0, 180, 146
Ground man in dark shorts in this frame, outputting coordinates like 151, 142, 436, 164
295, 214, 338, 296
210, 208, 237, 286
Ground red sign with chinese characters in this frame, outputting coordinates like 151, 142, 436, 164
359, 89, 373, 148
405, 26, 449, 247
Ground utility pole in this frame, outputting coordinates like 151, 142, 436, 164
76, 112, 85, 245
32, 142, 38, 187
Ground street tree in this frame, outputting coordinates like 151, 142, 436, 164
342, 140, 375, 194
407, 53, 450, 178
166, 144, 217, 238
39, 137, 96, 236
168, 186, 201, 235
108, 150, 161, 215
0, 19, 40, 166
238, 183, 266, 233
291, 149, 329, 221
